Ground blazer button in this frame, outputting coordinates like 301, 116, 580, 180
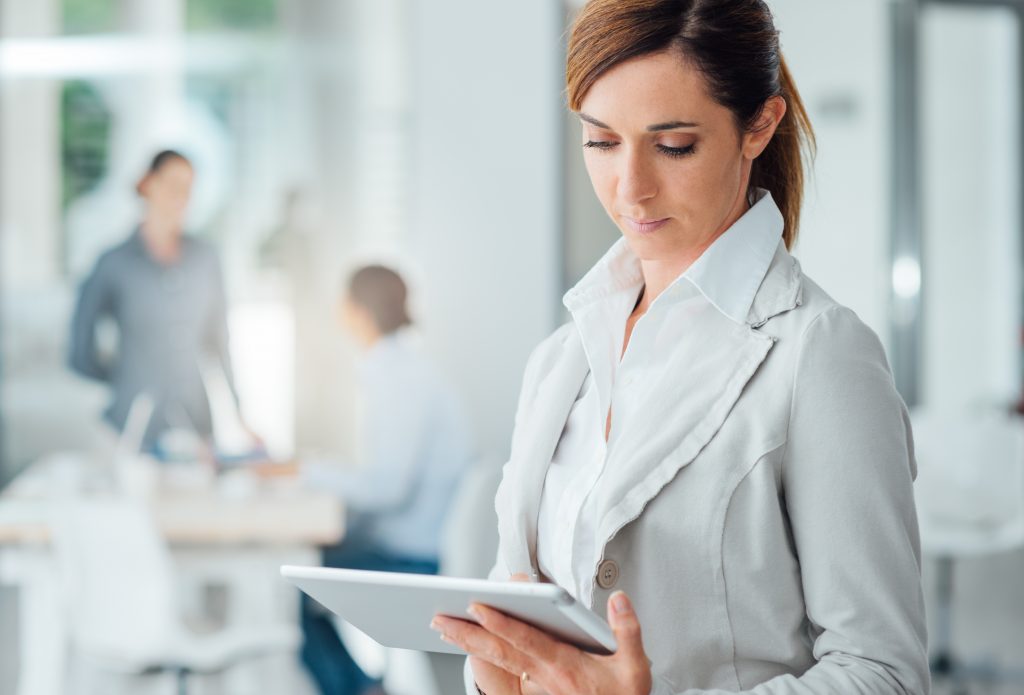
596, 559, 619, 590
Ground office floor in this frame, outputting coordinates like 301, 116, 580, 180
2, 552, 1023, 695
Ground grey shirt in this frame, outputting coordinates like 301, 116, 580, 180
69, 230, 236, 448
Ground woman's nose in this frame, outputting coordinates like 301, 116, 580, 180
617, 150, 658, 206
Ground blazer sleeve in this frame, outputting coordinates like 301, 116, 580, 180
657, 305, 930, 695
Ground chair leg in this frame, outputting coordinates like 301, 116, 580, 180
930, 557, 956, 677
175, 667, 189, 695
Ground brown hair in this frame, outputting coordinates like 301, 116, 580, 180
347, 265, 413, 334
566, 0, 815, 248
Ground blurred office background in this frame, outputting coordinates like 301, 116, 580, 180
1, 0, 1023, 693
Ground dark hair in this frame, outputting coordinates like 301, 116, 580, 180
347, 265, 413, 334
148, 149, 191, 173
136, 149, 192, 196
566, 0, 816, 248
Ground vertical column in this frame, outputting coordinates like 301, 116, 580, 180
0, 0, 61, 492
277, 0, 360, 457
889, 0, 922, 407
349, 0, 411, 251
408, 0, 562, 456
0, 0, 62, 290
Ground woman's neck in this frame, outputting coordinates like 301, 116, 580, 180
141, 218, 183, 264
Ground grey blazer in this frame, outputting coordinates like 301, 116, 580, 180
469, 242, 929, 694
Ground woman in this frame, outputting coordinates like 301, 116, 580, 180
431, 1, 929, 693
70, 150, 239, 452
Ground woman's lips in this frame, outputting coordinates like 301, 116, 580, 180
623, 216, 670, 234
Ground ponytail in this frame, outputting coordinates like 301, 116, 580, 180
749, 54, 816, 249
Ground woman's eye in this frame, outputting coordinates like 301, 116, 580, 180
583, 140, 617, 151
657, 143, 696, 158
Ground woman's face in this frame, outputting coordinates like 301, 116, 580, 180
578, 50, 781, 266
140, 158, 194, 227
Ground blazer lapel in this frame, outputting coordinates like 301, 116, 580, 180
496, 330, 589, 574
593, 244, 802, 550
593, 315, 775, 546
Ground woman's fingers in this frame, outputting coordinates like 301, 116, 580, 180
431, 615, 533, 677
437, 594, 653, 695
468, 603, 572, 666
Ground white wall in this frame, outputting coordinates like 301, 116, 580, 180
408, 0, 562, 459
920, 5, 1021, 412
0, 0, 61, 290
771, 0, 894, 346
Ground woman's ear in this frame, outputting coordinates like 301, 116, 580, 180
742, 95, 787, 160
136, 174, 150, 197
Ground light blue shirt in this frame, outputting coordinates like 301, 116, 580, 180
303, 334, 474, 560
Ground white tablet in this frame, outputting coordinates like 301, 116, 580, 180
281, 566, 617, 656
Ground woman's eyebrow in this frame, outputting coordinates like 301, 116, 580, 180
647, 120, 699, 131
578, 113, 700, 131
579, 112, 613, 129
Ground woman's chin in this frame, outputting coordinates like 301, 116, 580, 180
621, 230, 682, 262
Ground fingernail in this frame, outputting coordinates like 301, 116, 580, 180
467, 605, 483, 621
439, 633, 454, 644
430, 618, 442, 632
611, 591, 630, 615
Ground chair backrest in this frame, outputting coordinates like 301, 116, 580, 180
910, 409, 1024, 532
50, 495, 178, 659
439, 457, 502, 578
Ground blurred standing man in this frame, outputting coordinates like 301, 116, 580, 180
69, 150, 240, 452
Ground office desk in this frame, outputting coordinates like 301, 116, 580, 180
0, 457, 344, 695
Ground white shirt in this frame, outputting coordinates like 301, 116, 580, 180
535, 189, 784, 607
302, 333, 474, 559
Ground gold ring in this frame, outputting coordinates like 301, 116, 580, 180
520, 671, 530, 687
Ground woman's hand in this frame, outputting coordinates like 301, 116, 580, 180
431, 589, 653, 695
458, 573, 537, 695
252, 460, 299, 478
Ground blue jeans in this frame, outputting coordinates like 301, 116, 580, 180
300, 540, 439, 695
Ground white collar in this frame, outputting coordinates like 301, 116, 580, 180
562, 188, 784, 325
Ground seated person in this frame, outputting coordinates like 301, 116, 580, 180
267, 265, 473, 695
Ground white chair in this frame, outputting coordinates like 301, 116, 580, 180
439, 456, 502, 579
50, 496, 299, 695
910, 410, 1024, 694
